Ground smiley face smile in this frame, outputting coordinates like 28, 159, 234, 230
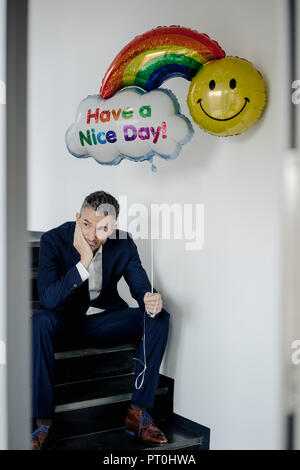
197, 97, 250, 121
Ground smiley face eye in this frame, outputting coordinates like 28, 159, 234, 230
230, 78, 236, 89
209, 80, 215, 90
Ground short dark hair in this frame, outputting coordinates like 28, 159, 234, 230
80, 190, 119, 220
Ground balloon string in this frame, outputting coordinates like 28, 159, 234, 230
151, 236, 153, 294
134, 210, 155, 390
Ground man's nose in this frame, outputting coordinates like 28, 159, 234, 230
88, 227, 97, 241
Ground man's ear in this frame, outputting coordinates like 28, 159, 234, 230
75, 212, 80, 222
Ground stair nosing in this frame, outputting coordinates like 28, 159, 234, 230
55, 386, 169, 413
140, 437, 203, 451
54, 343, 136, 360
54, 371, 134, 388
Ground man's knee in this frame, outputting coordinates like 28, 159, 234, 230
160, 308, 170, 320
155, 308, 170, 330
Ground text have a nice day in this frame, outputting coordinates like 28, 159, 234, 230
79, 105, 167, 147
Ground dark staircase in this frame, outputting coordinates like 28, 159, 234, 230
30, 233, 210, 450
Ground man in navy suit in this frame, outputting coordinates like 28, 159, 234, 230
31, 190, 170, 450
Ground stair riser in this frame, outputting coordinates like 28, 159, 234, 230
54, 374, 172, 407
56, 438, 203, 451
55, 349, 136, 384
55, 374, 134, 405
55, 392, 173, 439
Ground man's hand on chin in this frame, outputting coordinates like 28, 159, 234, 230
73, 221, 93, 269
144, 292, 162, 316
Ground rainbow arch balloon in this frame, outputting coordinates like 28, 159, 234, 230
100, 26, 225, 99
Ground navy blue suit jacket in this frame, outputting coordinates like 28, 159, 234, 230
37, 221, 156, 317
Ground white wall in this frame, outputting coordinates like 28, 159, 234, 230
28, 0, 284, 449
0, 0, 7, 451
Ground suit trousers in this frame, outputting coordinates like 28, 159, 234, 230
31, 306, 170, 418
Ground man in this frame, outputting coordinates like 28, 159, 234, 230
31, 190, 170, 450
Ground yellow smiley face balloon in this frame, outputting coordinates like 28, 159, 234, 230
187, 57, 266, 136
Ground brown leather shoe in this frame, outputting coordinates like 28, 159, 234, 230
31, 424, 55, 450
125, 407, 168, 445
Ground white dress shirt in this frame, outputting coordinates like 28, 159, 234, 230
76, 244, 156, 318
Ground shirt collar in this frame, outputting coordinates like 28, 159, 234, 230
94, 243, 103, 256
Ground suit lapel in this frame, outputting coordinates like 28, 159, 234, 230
102, 235, 115, 289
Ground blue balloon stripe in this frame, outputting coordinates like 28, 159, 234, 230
144, 64, 199, 91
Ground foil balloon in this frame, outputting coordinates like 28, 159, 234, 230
66, 86, 194, 172
100, 26, 225, 98
187, 56, 266, 136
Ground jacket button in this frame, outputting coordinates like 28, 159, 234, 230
73, 283, 77, 288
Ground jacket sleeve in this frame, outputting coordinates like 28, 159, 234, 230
123, 234, 157, 313
37, 233, 84, 311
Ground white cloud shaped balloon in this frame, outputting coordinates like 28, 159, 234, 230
65, 86, 193, 171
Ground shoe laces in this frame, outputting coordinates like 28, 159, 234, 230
138, 411, 154, 437
32, 425, 50, 440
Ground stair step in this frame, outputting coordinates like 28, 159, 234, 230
54, 373, 170, 410
55, 418, 206, 450
29, 231, 43, 242
54, 381, 174, 439
54, 344, 137, 384
32, 267, 38, 278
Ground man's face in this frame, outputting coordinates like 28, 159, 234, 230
76, 206, 117, 253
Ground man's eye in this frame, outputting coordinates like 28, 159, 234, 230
84, 223, 89, 227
